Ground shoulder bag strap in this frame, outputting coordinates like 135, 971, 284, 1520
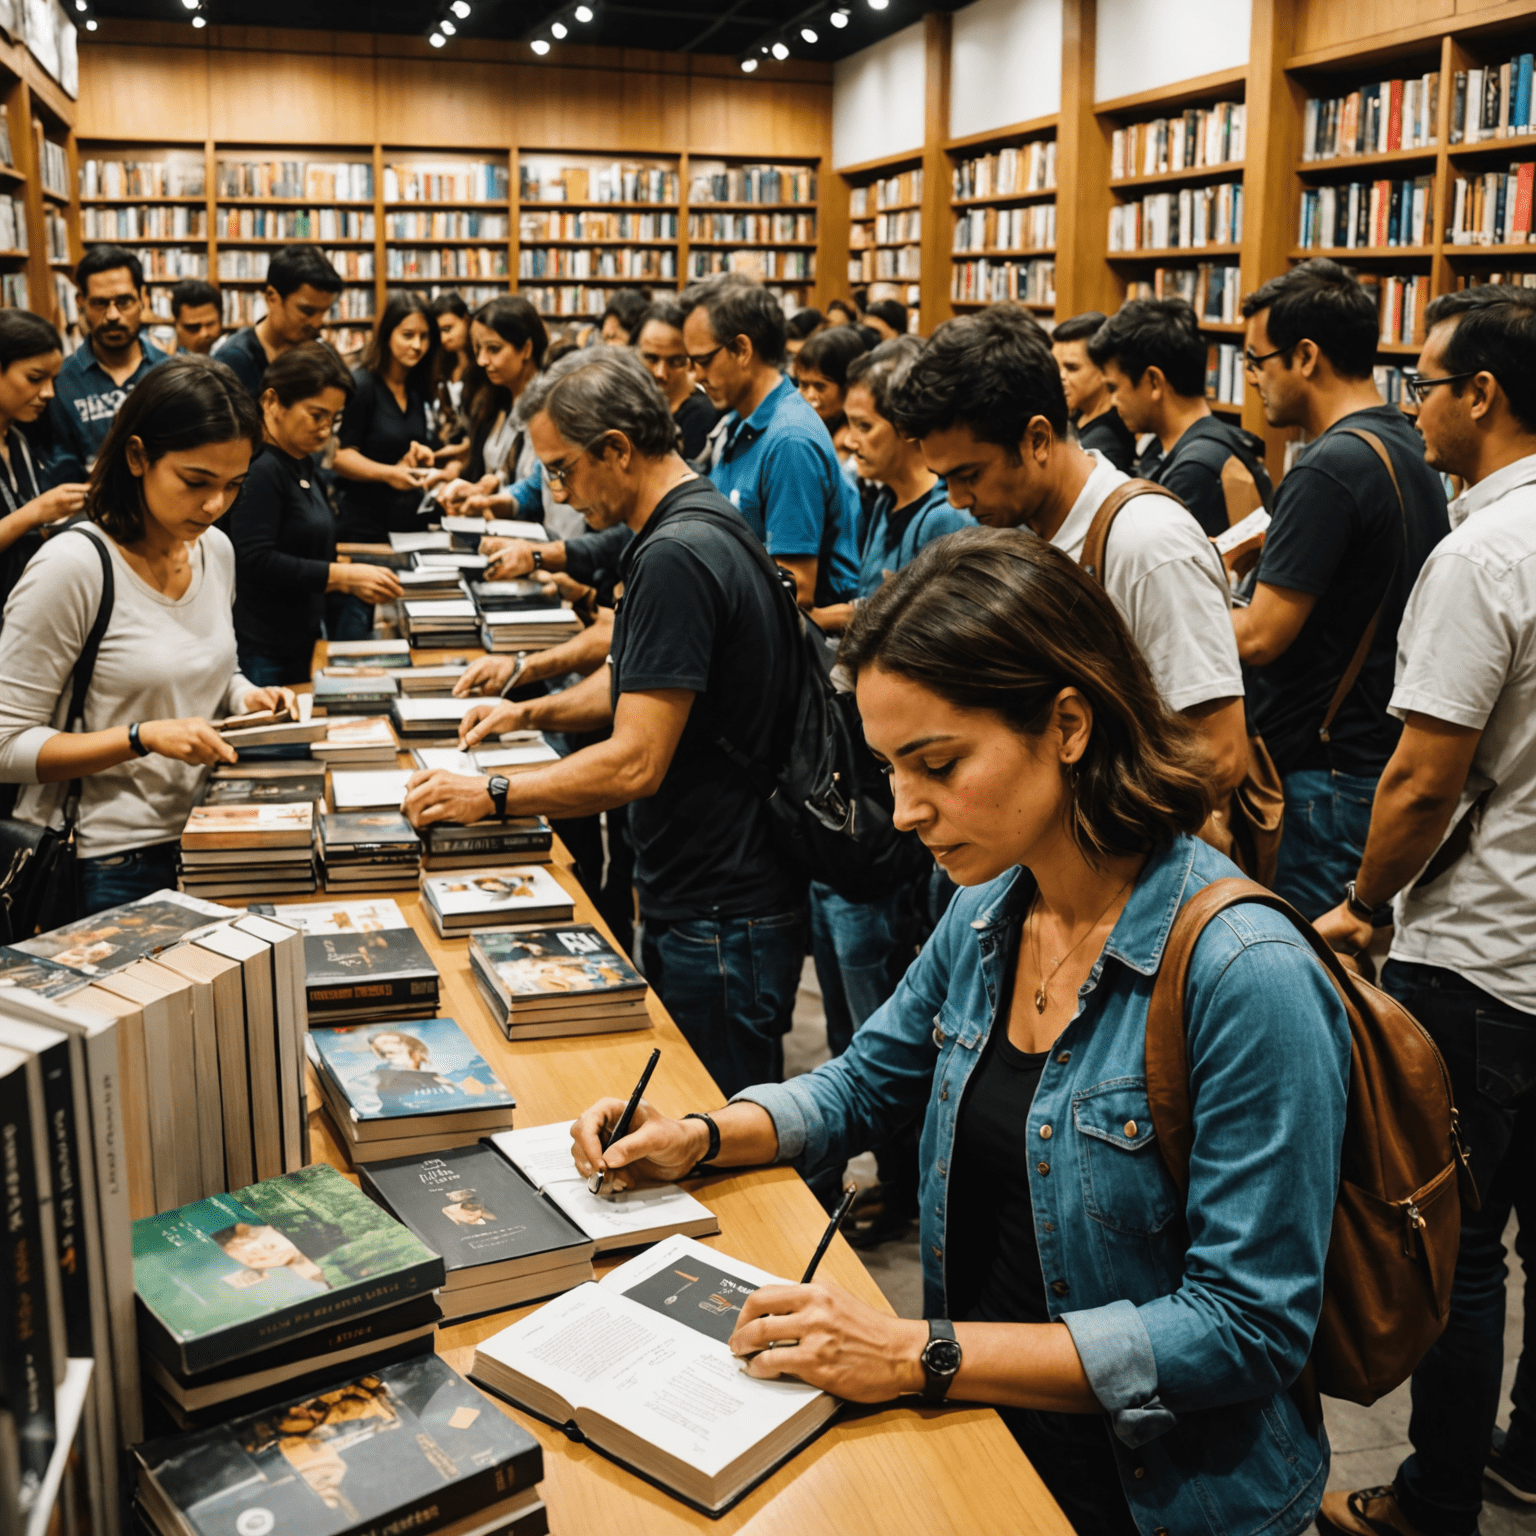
1078, 478, 1178, 584
56, 526, 115, 821
1317, 428, 1407, 745
1145, 875, 1361, 1200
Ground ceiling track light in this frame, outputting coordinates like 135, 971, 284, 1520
429, 29, 445, 44
449, 0, 470, 13
530, 36, 551, 53
868, 0, 889, 9
770, 37, 789, 59
191, 14, 206, 25
550, 20, 567, 37
84, 16, 95, 26
799, 25, 818, 42
739, 54, 758, 72
573, 3, 594, 19
829, 7, 850, 26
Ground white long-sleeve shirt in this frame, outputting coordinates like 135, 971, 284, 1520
0, 524, 253, 858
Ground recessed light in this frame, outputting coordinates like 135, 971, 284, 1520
830, 7, 850, 26
800, 26, 818, 42
84, 17, 96, 27
440, 19, 455, 33
551, 20, 567, 36
531, 37, 551, 53
740, 56, 758, 72
574, 3, 593, 18
429, 30, 445, 45
191, 14, 206, 25
449, 0, 470, 14
771, 39, 788, 58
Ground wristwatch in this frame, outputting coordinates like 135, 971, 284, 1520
127, 722, 149, 757
1344, 879, 1395, 928
486, 774, 510, 821
919, 1318, 962, 1401
682, 1111, 720, 1171
530, 547, 545, 571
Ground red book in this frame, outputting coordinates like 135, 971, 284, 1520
1514, 161, 1535, 241
1388, 80, 1405, 150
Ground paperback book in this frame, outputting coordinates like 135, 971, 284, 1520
17, 893, 230, 977
420, 867, 574, 937
469, 925, 647, 1039
200, 770, 326, 806
0, 946, 90, 999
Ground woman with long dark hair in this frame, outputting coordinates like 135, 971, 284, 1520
0, 311, 91, 614
0, 355, 290, 913
427, 289, 472, 456
571, 529, 1351, 1536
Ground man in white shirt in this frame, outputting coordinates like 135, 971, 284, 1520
888, 304, 1248, 796
1317, 287, 1536, 1536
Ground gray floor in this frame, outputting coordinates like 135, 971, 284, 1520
788, 960, 1535, 1532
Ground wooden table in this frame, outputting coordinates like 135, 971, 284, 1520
292, 654, 1072, 1535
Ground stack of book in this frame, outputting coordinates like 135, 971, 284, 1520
480, 609, 583, 653
312, 668, 400, 716
249, 898, 439, 1024
420, 815, 554, 872
392, 696, 485, 743
318, 810, 422, 891
441, 513, 547, 548
215, 711, 329, 754
360, 1142, 595, 1319
389, 530, 453, 558
132, 1164, 446, 1427
177, 801, 317, 899
419, 867, 574, 939
469, 578, 560, 613
201, 761, 323, 808
326, 637, 413, 668
133, 1354, 547, 1536
307, 1015, 515, 1162
310, 714, 401, 768
17, 894, 311, 1218
413, 738, 561, 777
417, 550, 490, 578
330, 769, 413, 811
397, 661, 471, 695
398, 565, 469, 602
470, 924, 648, 1039
401, 598, 481, 650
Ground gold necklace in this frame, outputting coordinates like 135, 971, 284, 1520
1027, 874, 1136, 1013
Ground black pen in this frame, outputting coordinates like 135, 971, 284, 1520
800, 1184, 858, 1284
588, 1047, 661, 1195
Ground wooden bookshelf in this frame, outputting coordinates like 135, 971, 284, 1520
840, 150, 924, 312
946, 113, 1059, 320
685, 155, 818, 312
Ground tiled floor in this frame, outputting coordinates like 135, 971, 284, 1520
789, 960, 1535, 1532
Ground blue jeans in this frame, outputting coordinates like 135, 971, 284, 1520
1272, 767, 1377, 920
640, 909, 806, 1098
325, 593, 374, 642
238, 644, 316, 688
77, 840, 181, 916
1386, 960, 1536, 1535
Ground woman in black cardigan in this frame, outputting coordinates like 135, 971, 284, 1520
225, 343, 403, 685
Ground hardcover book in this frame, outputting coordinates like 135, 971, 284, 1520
319, 811, 422, 857
134, 1163, 444, 1376
301, 928, 439, 1019
134, 1353, 542, 1536
0, 946, 90, 999
200, 771, 326, 806
470, 925, 644, 1006
420, 868, 573, 934
181, 804, 314, 851
17, 895, 230, 976
331, 770, 413, 811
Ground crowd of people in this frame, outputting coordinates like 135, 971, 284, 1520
0, 240, 1530, 1536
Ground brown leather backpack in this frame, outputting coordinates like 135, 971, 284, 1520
1146, 877, 1475, 1405
1079, 480, 1285, 885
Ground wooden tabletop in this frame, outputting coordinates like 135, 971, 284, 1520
289, 650, 1072, 1535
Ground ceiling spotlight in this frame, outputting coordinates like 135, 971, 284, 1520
868, 0, 888, 9
574, 3, 593, 18
429, 29, 445, 44
739, 55, 758, 71
191, 14, 206, 24
449, 0, 470, 14
829, 7, 850, 25
530, 36, 551, 53
73, 0, 84, 10
800, 25, 818, 41
770, 39, 788, 58
439, 18, 455, 32
180, 0, 198, 9
84, 16, 96, 26
550, 19, 567, 36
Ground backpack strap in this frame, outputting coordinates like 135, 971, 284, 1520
63, 525, 114, 734
1317, 428, 1407, 746
1078, 478, 1168, 583
1145, 875, 1362, 1201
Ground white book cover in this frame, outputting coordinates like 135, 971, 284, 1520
475, 742, 560, 770
403, 599, 477, 620
395, 697, 482, 722
390, 530, 453, 552
331, 770, 414, 810
251, 897, 411, 934
483, 608, 579, 628
440, 515, 548, 542
422, 865, 572, 920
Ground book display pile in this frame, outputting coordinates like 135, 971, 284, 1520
318, 809, 423, 891
419, 867, 575, 938
177, 801, 317, 899
469, 924, 649, 1039
479, 609, 583, 654
310, 713, 401, 765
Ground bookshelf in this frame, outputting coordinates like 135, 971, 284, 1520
946, 114, 1058, 319
686, 156, 818, 312
842, 152, 924, 311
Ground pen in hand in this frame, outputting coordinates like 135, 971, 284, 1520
755, 1184, 859, 1357
588, 1046, 661, 1197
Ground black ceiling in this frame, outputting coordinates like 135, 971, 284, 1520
87, 0, 969, 63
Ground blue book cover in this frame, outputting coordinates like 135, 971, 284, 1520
1518, 54, 1534, 133
309, 1017, 515, 1123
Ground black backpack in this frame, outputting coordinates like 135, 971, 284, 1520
663, 506, 932, 904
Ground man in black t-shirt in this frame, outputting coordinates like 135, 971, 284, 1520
1089, 297, 1273, 537
213, 246, 344, 397
1236, 259, 1449, 918
402, 348, 805, 1096
1051, 310, 1137, 472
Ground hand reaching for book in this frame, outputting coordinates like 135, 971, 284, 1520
569, 1098, 708, 1191
400, 768, 495, 828
459, 699, 529, 748
137, 717, 239, 767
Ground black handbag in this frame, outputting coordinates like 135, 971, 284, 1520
0, 528, 114, 944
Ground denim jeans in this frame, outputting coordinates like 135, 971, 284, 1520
640, 908, 806, 1098
238, 644, 317, 689
77, 840, 181, 916
1385, 960, 1536, 1536
325, 592, 374, 643
1272, 766, 1378, 920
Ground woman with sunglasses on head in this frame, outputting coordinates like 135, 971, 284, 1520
224, 342, 403, 686
571, 528, 1350, 1536
0, 356, 294, 914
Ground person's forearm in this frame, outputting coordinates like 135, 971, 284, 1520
504, 732, 656, 820
946, 1322, 1100, 1413
1353, 761, 1465, 906
517, 666, 614, 735
333, 447, 398, 485
519, 617, 612, 684
676, 1100, 780, 1166
0, 506, 40, 555
35, 726, 136, 784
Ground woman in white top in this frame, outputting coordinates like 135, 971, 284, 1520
0, 354, 292, 916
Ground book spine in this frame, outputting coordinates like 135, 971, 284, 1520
1516, 162, 1534, 239
175, 1255, 446, 1375
425, 833, 555, 856
307, 974, 439, 1011
36, 1042, 90, 1359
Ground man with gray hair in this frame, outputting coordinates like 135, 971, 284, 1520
402, 346, 806, 1095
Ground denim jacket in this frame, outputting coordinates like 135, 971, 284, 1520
738, 835, 1351, 1536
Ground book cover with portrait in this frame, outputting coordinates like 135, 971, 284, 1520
470, 924, 644, 1002
309, 1018, 513, 1123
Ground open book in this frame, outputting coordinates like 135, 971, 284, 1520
488, 1123, 718, 1251
471, 1234, 838, 1514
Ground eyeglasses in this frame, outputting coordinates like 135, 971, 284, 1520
1401, 370, 1477, 403
543, 432, 614, 486
640, 350, 689, 372
687, 344, 727, 371
1243, 345, 1288, 371
82, 293, 142, 317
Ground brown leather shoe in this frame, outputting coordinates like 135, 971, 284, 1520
1316, 1487, 1426, 1536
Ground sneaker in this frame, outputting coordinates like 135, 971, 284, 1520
1486, 1425, 1536, 1503
1316, 1487, 1427, 1536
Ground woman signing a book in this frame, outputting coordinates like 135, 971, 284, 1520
571, 530, 1351, 1536
0, 356, 294, 914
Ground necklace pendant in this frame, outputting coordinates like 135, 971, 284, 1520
1034, 985, 1048, 1013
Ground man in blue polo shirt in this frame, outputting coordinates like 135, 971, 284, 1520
46, 245, 166, 482
680, 275, 859, 609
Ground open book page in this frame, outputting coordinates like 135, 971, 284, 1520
476, 1235, 827, 1481
488, 1126, 718, 1246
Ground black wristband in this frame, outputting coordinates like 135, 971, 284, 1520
682, 1112, 720, 1170
1345, 879, 1394, 928
486, 774, 509, 821
127, 722, 149, 757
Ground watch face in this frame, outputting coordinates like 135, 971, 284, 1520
925, 1339, 962, 1376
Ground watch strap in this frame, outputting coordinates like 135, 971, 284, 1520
486, 774, 510, 820
682, 1111, 720, 1170
1345, 879, 1394, 927
921, 1317, 960, 1401
127, 722, 149, 758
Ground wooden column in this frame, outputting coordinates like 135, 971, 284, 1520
919, 9, 952, 333
1055, 0, 1115, 317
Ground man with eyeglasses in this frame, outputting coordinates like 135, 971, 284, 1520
1314, 286, 1536, 1536
1233, 258, 1448, 919
45, 245, 166, 483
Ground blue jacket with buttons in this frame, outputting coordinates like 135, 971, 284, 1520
738, 834, 1351, 1536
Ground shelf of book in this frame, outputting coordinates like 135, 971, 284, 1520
843, 152, 923, 309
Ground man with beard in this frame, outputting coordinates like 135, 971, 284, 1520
45, 245, 166, 482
